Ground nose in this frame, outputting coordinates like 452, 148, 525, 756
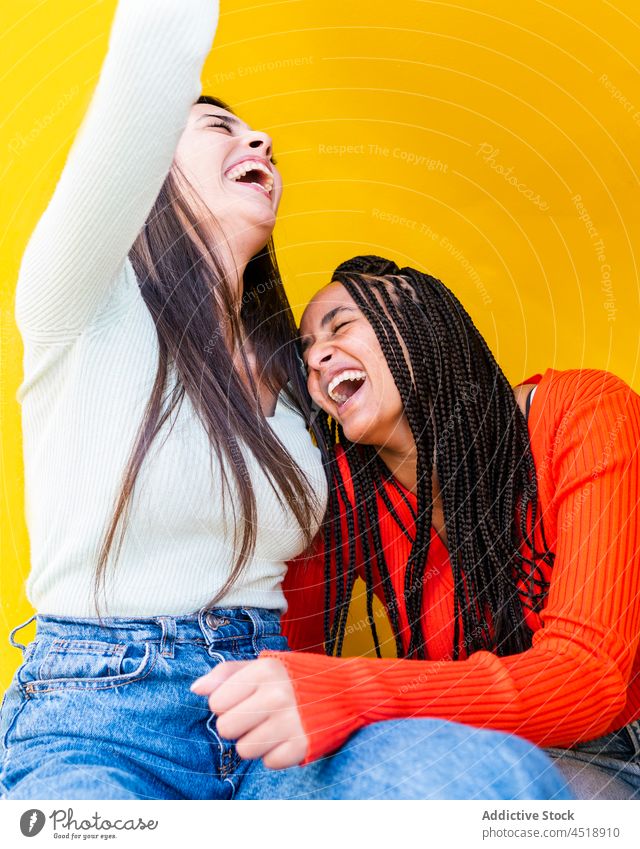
305, 338, 333, 372
243, 128, 274, 160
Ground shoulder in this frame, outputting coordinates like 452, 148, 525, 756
530, 367, 640, 471
542, 367, 634, 403
534, 368, 639, 427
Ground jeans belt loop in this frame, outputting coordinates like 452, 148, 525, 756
9, 614, 37, 651
242, 607, 264, 654
157, 617, 176, 658
624, 719, 640, 758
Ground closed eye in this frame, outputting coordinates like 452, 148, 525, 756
208, 122, 278, 165
298, 319, 353, 363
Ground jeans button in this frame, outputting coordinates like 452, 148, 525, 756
206, 613, 229, 630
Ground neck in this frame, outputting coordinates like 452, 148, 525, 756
377, 442, 418, 493
216, 217, 273, 292
212, 238, 250, 295
374, 384, 535, 547
378, 442, 448, 547
377, 384, 534, 490
199, 215, 269, 297
376, 414, 418, 492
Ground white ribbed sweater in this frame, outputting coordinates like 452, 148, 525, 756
14, 0, 327, 617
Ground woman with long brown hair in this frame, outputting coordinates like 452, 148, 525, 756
1, 0, 325, 799
1, 2, 571, 800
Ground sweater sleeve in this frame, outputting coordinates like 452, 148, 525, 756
263, 376, 640, 764
14, 0, 219, 341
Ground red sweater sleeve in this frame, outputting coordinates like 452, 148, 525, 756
263, 372, 640, 764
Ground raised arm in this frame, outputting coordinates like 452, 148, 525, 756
15, 0, 219, 340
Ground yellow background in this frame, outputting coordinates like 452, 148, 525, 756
1, 0, 639, 689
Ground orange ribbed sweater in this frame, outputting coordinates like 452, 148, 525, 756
264, 368, 640, 765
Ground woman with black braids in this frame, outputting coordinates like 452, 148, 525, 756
193, 253, 640, 799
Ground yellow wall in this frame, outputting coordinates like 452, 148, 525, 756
2, 0, 639, 688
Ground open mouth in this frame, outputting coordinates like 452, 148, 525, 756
327, 369, 367, 411
225, 159, 274, 197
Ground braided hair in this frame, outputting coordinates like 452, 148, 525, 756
310, 255, 554, 661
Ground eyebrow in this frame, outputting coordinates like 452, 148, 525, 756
300, 306, 355, 352
321, 306, 355, 328
196, 113, 243, 126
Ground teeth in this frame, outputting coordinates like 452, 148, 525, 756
225, 159, 274, 193
327, 370, 367, 403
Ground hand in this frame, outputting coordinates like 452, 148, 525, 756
191, 657, 308, 769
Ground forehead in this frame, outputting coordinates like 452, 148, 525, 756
300, 282, 357, 333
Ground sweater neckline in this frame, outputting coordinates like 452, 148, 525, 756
383, 474, 449, 552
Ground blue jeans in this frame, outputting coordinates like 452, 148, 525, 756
0, 610, 572, 800
545, 722, 640, 799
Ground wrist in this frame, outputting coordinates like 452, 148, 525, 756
259, 650, 366, 764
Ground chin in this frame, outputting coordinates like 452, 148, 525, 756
340, 417, 379, 446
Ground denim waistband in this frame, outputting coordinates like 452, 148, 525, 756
9, 608, 281, 658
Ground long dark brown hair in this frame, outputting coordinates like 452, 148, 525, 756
314, 255, 554, 661
94, 96, 320, 613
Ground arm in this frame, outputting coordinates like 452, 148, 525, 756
15, 0, 219, 340
264, 378, 640, 763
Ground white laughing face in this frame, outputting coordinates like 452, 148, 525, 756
173, 103, 283, 259
300, 281, 414, 453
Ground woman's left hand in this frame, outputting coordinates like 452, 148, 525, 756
191, 657, 308, 769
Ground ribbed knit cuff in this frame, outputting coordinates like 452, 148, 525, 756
260, 650, 366, 764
